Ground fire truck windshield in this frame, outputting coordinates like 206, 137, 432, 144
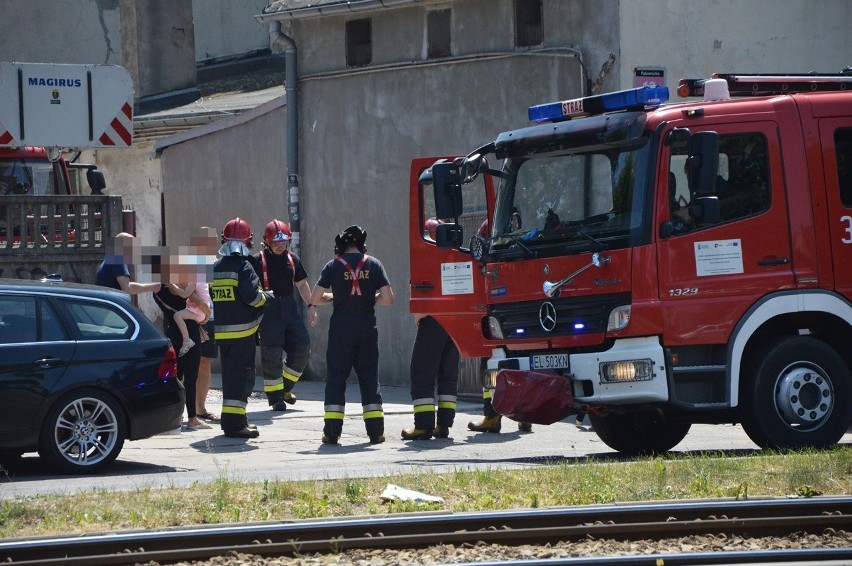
489, 111, 652, 259
0, 158, 61, 196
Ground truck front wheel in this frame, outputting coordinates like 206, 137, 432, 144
740, 336, 852, 450
588, 410, 691, 456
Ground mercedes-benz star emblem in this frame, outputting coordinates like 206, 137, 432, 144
539, 301, 557, 332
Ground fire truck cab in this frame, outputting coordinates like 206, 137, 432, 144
410, 71, 852, 455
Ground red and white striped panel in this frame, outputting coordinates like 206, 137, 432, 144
0, 122, 15, 146
98, 102, 133, 147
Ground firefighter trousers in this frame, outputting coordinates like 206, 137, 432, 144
323, 314, 384, 439
219, 336, 257, 434
409, 316, 459, 430
259, 297, 310, 405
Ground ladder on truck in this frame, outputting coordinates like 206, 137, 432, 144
678, 68, 852, 98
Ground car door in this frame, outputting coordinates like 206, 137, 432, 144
820, 119, 852, 299
0, 294, 75, 440
657, 121, 794, 346
408, 157, 494, 357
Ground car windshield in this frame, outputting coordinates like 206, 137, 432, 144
488, 111, 653, 259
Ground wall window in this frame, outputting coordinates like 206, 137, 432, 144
515, 0, 543, 48
346, 19, 372, 67
836, 128, 852, 207
427, 9, 451, 59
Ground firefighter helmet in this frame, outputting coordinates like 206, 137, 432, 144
222, 217, 253, 245
264, 219, 291, 244
425, 217, 441, 240
334, 225, 367, 255
220, 217, 253, 256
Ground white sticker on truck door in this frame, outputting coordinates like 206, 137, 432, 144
694, 239, 744, 276
441, 261, 474, 295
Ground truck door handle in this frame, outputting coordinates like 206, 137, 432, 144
757, 257, 790, 266
411, 283, 434, 291
33, 357, 62, 368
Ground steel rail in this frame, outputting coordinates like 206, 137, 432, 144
1, 496, 850, 564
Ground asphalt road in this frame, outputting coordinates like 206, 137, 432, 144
2, 377, 851, 499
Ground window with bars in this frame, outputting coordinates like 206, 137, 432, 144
515, 0, 543, 47
346, 19, 372, 67
427, 9, 451, 59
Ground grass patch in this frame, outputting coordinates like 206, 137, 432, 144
1, 446, 851, 538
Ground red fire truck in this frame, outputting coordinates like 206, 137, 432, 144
410, 71, 852, 455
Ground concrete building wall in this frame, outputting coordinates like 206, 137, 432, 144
618, 0, 852, 91
0, 0, 123, 65
193, 0, 270, 62
157, 100, 288, 252
121, 0, 197, 98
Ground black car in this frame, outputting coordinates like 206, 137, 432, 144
0, 279, 185, 473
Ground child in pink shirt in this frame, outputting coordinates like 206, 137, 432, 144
172, 282, 211, 356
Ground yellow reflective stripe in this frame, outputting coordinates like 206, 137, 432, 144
438, 401, 456, 410
222, 406, 246, 415
483, 389, 493, 400
216, 327, 259, 340
212, 277, 239, 286
282, 368, 301, 383
264, 382, 284, 393
413, 404, 435, 413
363, 410, 384, 420
324, 411, 345, 420
249, 292, 267, 307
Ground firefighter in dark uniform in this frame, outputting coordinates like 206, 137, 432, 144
308, 225, 394, 445
249, 219, 316, 411
401, 314, 459, 440
211, 217, 270, 439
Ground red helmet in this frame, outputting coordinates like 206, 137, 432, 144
264, 219, 291, 244
425, 217, 441, 240
222, 217, 253, 246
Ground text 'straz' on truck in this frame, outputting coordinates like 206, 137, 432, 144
0, 62, 133, 197
410, 70, 852, 455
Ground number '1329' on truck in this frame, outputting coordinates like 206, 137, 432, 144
410, 71, 852, 455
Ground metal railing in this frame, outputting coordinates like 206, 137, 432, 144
0, 195, 123, 255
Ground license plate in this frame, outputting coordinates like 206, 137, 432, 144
530, 353, 569, 370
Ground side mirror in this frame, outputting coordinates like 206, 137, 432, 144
435, 223, 464, 249
431, 161, 463, 220
86, 169, 106, 195
686, 131, 719, 195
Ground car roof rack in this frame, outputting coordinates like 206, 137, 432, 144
678, 68, 852, 97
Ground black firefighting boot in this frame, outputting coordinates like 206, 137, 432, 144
402, 409, 435, 440
434, 405, 455, 439
517, 422, 533, 433
283, 391, 297, 405
432, 425, 451, 438
468, 415, 502, 433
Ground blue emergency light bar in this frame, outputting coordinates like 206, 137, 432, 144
528, 85, 670, 123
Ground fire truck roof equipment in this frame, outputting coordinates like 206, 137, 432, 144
677, 70, 852, 98
528, 85, 670, 124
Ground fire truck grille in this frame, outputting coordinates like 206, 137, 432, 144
489, 293, 631, 339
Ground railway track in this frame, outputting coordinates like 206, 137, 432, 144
1, 496, 850, 564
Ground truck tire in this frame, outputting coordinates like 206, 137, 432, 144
588, 410, 691, 456
740, 336, 852, 450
